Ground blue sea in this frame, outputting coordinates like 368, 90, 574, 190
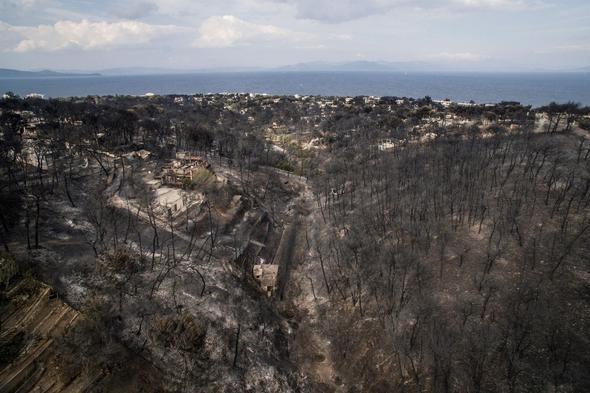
1, 71, 589, 107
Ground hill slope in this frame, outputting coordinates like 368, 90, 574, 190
0, 68, 100, 78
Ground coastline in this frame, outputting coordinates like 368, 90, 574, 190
1, 71, 589, 107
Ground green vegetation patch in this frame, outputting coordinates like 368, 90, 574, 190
271, 158, 295, 172
183, 168, 217, 192
578, 117, 590, 131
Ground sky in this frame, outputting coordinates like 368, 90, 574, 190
0, 0, 589, 72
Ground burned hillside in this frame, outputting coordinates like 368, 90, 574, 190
1, 93, 589, 392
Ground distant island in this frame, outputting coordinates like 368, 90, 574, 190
279, 61, 590, 73
0, 68, 100, 78
276, 60, 440, 72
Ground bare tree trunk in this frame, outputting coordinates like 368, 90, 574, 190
233, 323, 241, 368
34, 195, 40, 248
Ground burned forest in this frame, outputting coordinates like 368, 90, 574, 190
1, 93, 590, 393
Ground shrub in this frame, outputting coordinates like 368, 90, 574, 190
150, 312, 207, 354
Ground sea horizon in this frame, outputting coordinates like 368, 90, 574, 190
2, 71, 590, 107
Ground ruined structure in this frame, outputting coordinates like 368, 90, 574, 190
160, 153, 210, 187
252, 264, 279, 296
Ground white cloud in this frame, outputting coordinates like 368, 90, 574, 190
0, 15, 344, 53
194, 15, 312, 48
1, 19, 186, 52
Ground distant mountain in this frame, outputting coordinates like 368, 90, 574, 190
92, 62, 585, 75
276, 61, 443, 72
0, 68, 100, 78
77, 62, 449, 75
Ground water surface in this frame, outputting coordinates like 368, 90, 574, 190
1, 71, 589, 107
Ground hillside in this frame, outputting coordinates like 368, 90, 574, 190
1, 93, 589, 392
0, 68, 100, 78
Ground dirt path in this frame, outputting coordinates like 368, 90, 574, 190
215, 157, 343, 390
283, 178, 345, 392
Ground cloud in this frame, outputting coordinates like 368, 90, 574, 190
280, 0, 537, 22
194, 15, 312, 48
0, 19, 186, 52
0, 15, 344, 53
